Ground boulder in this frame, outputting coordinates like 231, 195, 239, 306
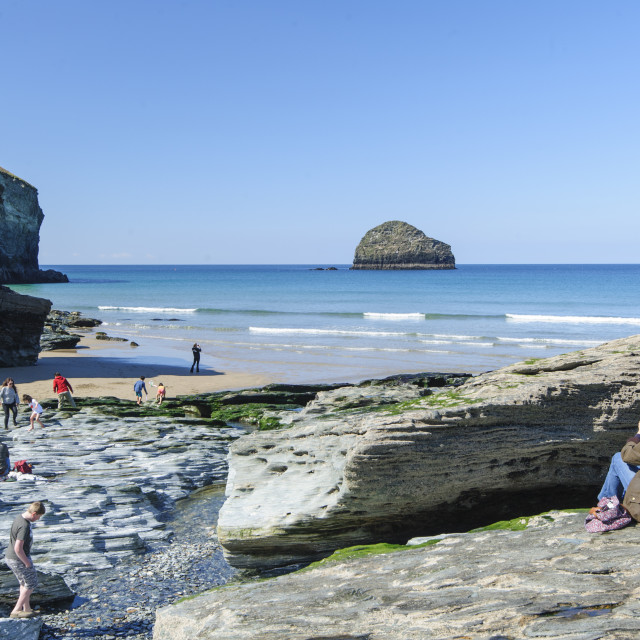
0, 286, 52, 366
0, 617, 42, 640
0, 167, 67, 284
41, 310, 102, 351
217, 335, 640, 570
351, 220, 455, 269
0, 566, 74, 607
155, 511, 640, 640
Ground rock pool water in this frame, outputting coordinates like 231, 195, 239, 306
0, 407, 244, 639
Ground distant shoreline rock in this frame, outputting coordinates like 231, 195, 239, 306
351, 220, 455, 270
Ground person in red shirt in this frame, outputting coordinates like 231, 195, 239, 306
52, 372, 76, 409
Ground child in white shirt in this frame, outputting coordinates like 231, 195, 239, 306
22, 395, 45, 431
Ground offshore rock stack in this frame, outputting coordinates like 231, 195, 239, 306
351, 220, 455, 270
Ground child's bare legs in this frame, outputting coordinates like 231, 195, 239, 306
28, 414, 45, 430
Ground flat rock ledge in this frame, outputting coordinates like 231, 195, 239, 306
0, 407, 244, 582
155, 511, 640, 640
218, 334, 640, 570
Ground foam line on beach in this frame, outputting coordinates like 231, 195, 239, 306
364, 312, 425, 319
506, 313, 640, 325
99, 306, 197, 313
497, 336, 603, 346
249, 327, 409, 337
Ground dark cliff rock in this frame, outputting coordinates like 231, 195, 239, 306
0, 166, 67, 284
0, 285, 52, 366
351, 220, 455, 270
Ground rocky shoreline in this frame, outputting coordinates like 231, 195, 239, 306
3, 334, 640, 639
0, 382, 379, 638
38, 486, 234, 640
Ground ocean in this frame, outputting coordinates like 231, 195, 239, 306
10, 264, 640, 384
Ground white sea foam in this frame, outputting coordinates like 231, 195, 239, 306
461, 341, 493, 347
497, 336, 602, 346
364, 312, 425, 319
506, 313, 640, 326
98, 306, 197, 313
249, 327, 407, 337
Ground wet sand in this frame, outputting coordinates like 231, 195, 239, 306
6, 334, 275, 402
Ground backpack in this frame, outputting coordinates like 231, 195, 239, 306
13, 460, 33, 474
585, 495, 632, 532
622, 471, 640, 521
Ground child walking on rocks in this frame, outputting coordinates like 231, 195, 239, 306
6, 501, 46, 618
22, 395, 45, 431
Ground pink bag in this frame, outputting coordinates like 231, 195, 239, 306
585, 495, 632, 532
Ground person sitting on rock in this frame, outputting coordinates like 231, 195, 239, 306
596, 420, 640, 505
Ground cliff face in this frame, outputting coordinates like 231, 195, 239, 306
0, 166, 67, 284
351, 220, 455, 270
217, 335, 640, 570
0, 285, 52, 366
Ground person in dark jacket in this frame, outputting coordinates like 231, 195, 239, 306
190, 343, 201, 373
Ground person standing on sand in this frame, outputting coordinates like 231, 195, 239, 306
190, 342, 201, 373
1, 378, 20, 429
5, 501, 46, 618
134, 376, 148, 405
22, 395, 45, 430
53, 372, 76, 409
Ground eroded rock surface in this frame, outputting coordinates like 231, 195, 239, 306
156, 511, 640, 640
218, 335, 640, 570
351, 220, 455, 269
0, 167, 67, 284
0, 407, 244, 578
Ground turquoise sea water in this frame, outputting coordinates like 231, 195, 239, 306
11, 264, 640, 383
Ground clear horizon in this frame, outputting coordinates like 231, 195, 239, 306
3, 1, 639, 265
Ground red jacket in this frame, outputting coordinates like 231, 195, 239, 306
53, 375, 73, 394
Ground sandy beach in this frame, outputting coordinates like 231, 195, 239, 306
5, 333, 274, 403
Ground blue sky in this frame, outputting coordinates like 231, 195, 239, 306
2, 1, 639, 264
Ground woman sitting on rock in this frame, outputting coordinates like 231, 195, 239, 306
597, 421, 640, 509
